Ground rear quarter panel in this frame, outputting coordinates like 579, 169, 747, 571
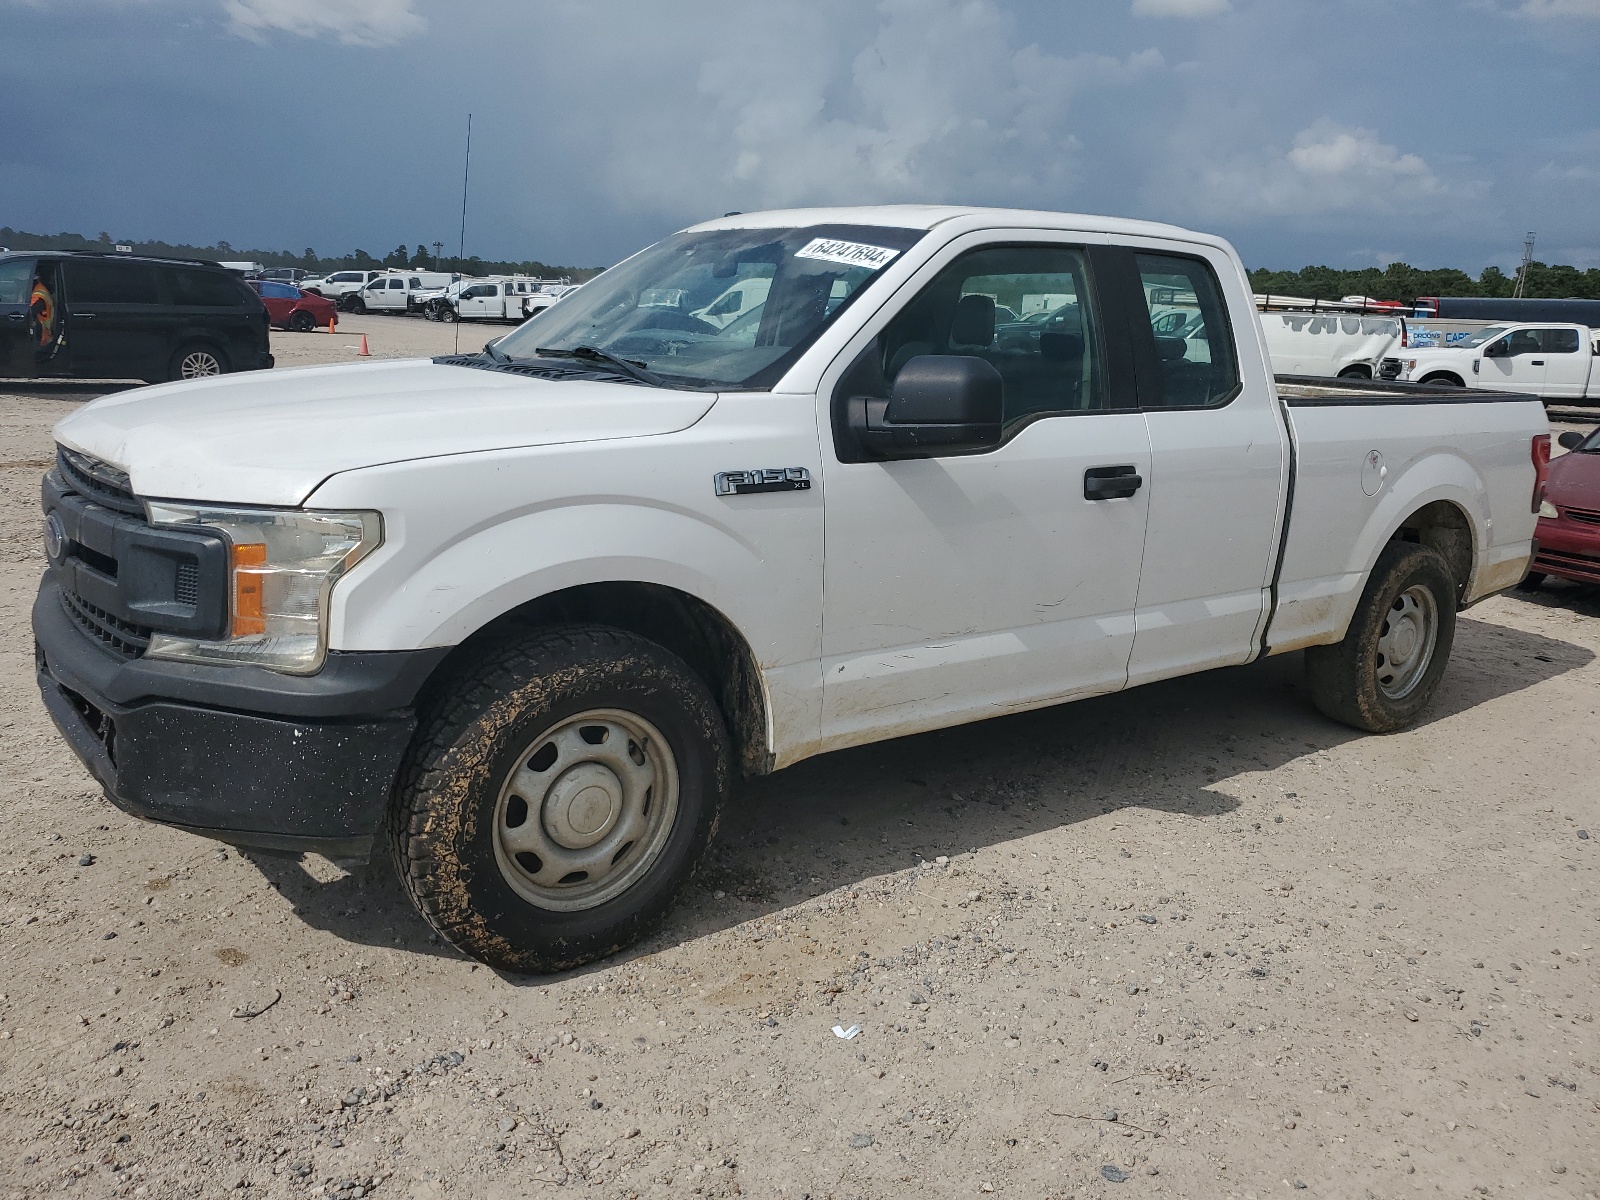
1269, 397, 1543, 653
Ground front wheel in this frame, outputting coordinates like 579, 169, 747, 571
1517, 571, 1547, 592
391, 626, 730, 973
1306, 541, 1457, 733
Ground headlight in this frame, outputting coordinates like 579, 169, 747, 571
143, 504, 382, 674
1539, 499, 1560, 519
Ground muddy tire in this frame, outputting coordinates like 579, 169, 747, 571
1306, 541, 1457, 733
391, 625, 729, 973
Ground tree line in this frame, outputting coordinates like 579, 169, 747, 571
1247, 261, 1600, 304
7, 227, 1599, 302
0, 228, 605, 282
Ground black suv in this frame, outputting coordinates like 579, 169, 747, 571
0, 252, 273, 384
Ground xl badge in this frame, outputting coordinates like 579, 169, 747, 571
713, 468, 812, 497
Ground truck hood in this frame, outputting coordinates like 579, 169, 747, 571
54, 358, 718, 507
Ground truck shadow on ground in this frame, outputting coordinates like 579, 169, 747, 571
239, 611, 1592, 969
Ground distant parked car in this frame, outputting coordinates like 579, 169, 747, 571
1524, 427, 1600, 589
248, 279, 338, 332
0, 250, 271, 383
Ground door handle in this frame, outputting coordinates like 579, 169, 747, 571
5, 312, 23, 322
1084, 465, 1143, 500
1531, 360, 1544, 366
74, 312, 96, 319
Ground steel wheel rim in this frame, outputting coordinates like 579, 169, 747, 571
1375, 583, 1438, 700
180, 351, 221, 378
491, 708, 679, 912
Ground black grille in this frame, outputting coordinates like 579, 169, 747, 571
1566, 506, 1600, 527
1378, 357, 1403, 380
62, 589, 152, 658
175, 560, 199, 604
57, 446, 142, 516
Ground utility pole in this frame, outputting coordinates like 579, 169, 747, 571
1513, 231, 1535, 298
433, 240, 444, 271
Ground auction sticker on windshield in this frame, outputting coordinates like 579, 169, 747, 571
794, 238, 901, 270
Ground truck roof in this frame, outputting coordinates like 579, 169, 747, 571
685, 204, 1225, 250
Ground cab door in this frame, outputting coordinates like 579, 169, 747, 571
1537, 327, 1587, 398
1480, 329, 1546, 394
1115, 245, 1287, 686
819, 236, 1151, 750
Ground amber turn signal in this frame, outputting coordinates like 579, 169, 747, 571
231, 542, 268, 636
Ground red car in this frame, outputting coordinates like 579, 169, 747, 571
248, 280, 338, 332
1526, 427, 1600, 588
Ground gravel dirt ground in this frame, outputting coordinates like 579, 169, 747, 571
2, 320, 1598, 1200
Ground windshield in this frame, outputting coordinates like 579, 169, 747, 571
1455, 325, 1511, 349
494, 224, 925, 389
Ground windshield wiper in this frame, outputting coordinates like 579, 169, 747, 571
482, 339, 510, 363
534, 345, 670, 388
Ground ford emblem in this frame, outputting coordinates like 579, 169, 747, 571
44, 512, 66, 563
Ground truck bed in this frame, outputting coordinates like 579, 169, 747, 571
1266, 374, 1546, 656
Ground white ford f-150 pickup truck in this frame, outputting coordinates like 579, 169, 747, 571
34, 205, 1548, 972
1381, 322, 1600, 400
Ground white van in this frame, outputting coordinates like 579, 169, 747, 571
1258, 312, 1404, 379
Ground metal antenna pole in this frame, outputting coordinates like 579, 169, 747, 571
1513, 231, 1535, 299
455, 113, 472, 355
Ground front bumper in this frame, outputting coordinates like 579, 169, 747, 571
33, 575, 448, 857
1533, 516, 1600, 584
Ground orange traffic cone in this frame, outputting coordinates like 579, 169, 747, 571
327, 316, 336, 335
358, 334, 371, 357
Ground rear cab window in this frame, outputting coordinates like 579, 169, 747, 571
1134, 253, 1241, 408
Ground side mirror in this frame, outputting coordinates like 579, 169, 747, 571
1483, 340, 1509, 358
849, 355, 1003, 459
1558, 430, 1585, 450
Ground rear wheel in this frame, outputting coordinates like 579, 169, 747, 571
391, 626, 730, 973
168, 343, 228, 382
287, 310, 316, 332
1306, 542, 1457, 732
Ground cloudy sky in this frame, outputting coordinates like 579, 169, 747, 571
4, 0, 1599, 271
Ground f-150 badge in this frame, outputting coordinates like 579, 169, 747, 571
713, 468, 812, 497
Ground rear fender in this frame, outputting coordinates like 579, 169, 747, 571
1270, 450, 1486, 653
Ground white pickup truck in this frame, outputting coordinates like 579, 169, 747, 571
1381, 322, 1600, 400
35, 205, 1547, 973
350, 270, 456, 314
299, 269, 384, 301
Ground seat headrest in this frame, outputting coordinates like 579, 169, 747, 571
1154, 336, 1188, 361
950, 294, 996, 348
